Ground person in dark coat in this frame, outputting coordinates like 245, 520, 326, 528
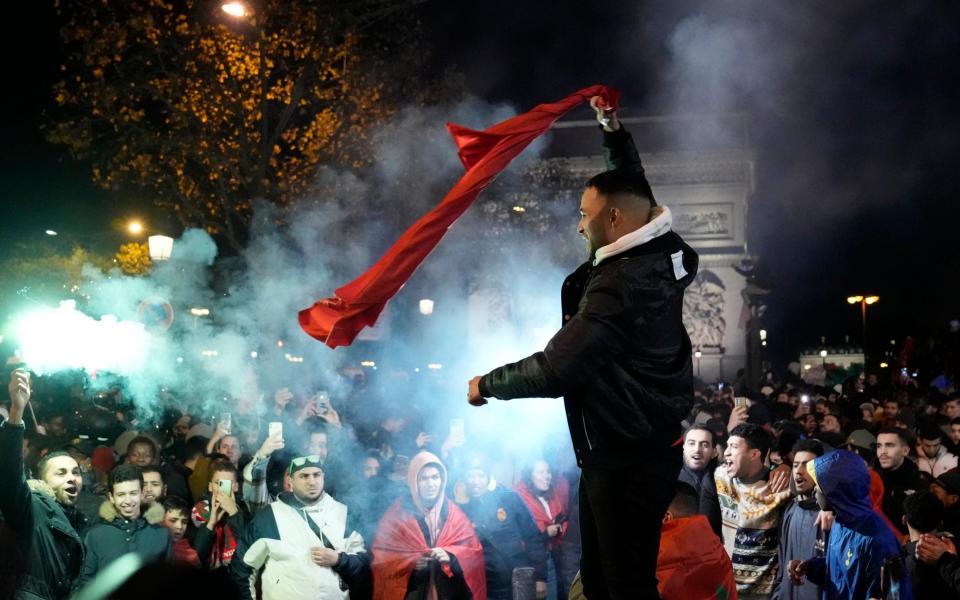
876, 427, 925, 536
456, 453, 548, 600
775, 439, 826, 600
0, 369, 88, 600
73, 464, 172, 593
903, 490, 960, 599
468, 96, 698, 600
932, 470, 960, 538
678, 425, 722, 536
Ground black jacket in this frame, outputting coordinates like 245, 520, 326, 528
677, 462, 722, 536
480, 127, 698, 469
458, 487, 548, 597
0, 422, 88, 600
877, 459, 925, 536
73, 501, 172, 592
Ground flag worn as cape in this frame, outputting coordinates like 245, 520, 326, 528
657, 515, 739, 600
371, 498, 487, 600
299, 85, 620, 348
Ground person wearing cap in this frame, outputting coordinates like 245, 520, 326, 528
372, 451, 486, 600
932, 471, 960, 538
0, 369, 89, 600
231, 454, 370, 600
788, 450, 914, 599
455, 452, 548, 600
917, 420, 959, 478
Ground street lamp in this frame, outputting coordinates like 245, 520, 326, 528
221, 2, 250, 17
127, 220, 144, 236
847, 294, 879, 363
148, 235, 174, 261
694, 350, 702, 377
820, 349, 828, 367
419, 299, 434, 316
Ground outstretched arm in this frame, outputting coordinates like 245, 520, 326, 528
591, 96, 642, 171
0, 370, 35, 539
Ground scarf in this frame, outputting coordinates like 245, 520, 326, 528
191, 497, 239, 569
299, 85, 620, 348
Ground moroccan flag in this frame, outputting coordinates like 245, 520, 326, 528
299, 85, 620, 348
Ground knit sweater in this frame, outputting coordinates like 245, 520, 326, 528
715, 465, 792, 599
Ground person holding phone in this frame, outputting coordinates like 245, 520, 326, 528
191, 460, 248, 571
0, 368, 89, 600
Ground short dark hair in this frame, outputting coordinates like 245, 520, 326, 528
668, 481, 699, 518
684, 425, 715, 445
586, 167, 656, 206
729, 423, 772, 459
183, 437, 207, 461
791, 439, 825, 457
903, 490, 944, 533
918, 421, 944, 442
877, 426, 911, 447
109, 464, 143, 492
140, 465, 164, 481
127, 436, 158, 458
36, 450, 75, 480
951, 417, 960, 426
208, 459, 238, 484
162, 495, 191, 516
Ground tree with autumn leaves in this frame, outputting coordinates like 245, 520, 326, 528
48, 0, 452, 252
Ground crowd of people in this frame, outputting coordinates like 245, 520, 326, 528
3, 356, 960, 600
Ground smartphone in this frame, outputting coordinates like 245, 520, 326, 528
315, 391, 331, 414
734, 397, 747, 409
219, 412, 232, 435
269, 421, 283, 439
449, 418, 465, 438
801, 395, 810, 404
218, 479, 232, 495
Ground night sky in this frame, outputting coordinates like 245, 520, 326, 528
2, 1, 959, 370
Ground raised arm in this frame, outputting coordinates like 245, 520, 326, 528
590, 95, 643, 172
0, 370, 35, 538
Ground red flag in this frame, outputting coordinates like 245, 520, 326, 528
299, 85, 620, 347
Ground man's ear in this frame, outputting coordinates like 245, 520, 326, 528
663, 509, 673, 523
607, 206, 620, 225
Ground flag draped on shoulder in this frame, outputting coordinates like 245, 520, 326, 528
298, 85, 620, 348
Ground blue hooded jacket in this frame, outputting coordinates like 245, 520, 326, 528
806, 450, 913, 599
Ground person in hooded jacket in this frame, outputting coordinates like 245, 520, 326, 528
0, 369, 89, 600
73, 464, 171, 593
371, 451, 486, 600
788, 450, 913, 599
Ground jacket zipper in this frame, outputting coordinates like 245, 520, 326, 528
581, 412, 594, 451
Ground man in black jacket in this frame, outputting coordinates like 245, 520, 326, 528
73, 464, 171, 593
678, 425, 722, 537
0, 369, 88, 600
876, 426, 925, 536
467, 98, 698, 600
456, 452, 548, 600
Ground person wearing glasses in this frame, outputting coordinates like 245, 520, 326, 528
231, 455, 370, 600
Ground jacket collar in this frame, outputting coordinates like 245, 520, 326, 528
593, 206, 673, 266
98, 499, 165, 525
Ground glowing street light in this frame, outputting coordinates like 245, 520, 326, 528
148, 235, 174, 261
419, 299, 434, 315
127, 220, 144, 235
221, 2, 250, 17
847, 294, 879, 363
693, 349, 702, 377
45, 229, 58, 236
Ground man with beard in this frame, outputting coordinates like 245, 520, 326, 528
775, 439, 827, 600
372, 452, 486, 600
876, 427, 925, 536
231, 455, 370, 600
678, 425, 722, 536
467, 96, 698, 600
0, 369, 88, 600
715, 423, 793, 599
74, 464, 171, 591
456, 452, 548, 600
